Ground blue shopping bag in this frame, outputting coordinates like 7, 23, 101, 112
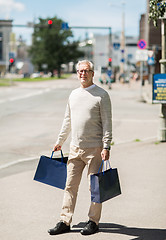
91, 160, 121, 203
34, 150, 68, 190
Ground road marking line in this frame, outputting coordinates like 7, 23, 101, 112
0, 157, 38, 170
113, 119, 158, 123
0, 88, 51, 104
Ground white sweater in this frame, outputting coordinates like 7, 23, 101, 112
56, 84, 112, 149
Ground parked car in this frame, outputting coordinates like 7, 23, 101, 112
31, 72, 41, 78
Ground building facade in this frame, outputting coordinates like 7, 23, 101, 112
79, 33, 138, 72
0, 20, 13, 74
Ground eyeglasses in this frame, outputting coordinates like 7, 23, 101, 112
77, 70, 93, 74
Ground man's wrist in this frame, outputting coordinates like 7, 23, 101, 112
103, 147, 110, 151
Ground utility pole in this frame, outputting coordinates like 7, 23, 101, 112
159, 18, 166, 141
109, 1, 125, 81
145, 0, 149, 48
120, 1, 125, 81
108, 27, 112, 65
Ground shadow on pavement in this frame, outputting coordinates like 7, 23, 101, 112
72, 222, 166, 239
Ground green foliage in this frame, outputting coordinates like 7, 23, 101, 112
149, 0, 166, 27
0, 74, 72, 87
28, 16, 84, 76
154, 140, 160, 144
0, 79, 10, 87
134, 139, 141, 142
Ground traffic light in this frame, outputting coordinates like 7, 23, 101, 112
9, 58, 14, 64
108, 57, 112, 67
9, 58, 15, 72
48, 20, 53, 29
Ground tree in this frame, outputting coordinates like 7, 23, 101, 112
29, 16, 84, 77
149, 0, 166, 26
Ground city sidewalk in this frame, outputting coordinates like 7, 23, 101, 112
0, 140, 166, 240
111, 79, 153, 104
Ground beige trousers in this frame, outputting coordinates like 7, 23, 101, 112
60, 145, 103, 225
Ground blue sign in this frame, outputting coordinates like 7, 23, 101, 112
148, 56, 155, 65
137, 39, 147, 49
107, 70, 112, 77
121, 58, 125, 62
113, 43, 120, 50
9, 52, 15, 58
61, 22, 69, 30
128, 54, 133, 59
153, 74, 166, 103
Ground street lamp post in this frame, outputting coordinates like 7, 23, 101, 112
120, 1, 126, 80
109, 1, 126, 81
159, 18, 166, 141
108, 27, 112, 68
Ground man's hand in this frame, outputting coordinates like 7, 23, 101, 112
53, 144, 62, 152
101, 149, 110, 161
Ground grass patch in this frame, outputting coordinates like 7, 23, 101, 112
0, 74, 72, 86
13, 77, 52, 82
134, 139, 141, 142
0, 79, 11, 87
14, 74, 71, 82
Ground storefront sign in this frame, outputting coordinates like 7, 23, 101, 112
153, 74, 166, 103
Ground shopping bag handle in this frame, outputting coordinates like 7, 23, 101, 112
51, 150, 64, 163
98, 160, 104, 174
98, 160, 111, 175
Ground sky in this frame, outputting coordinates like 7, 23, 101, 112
0, 0, 147, 45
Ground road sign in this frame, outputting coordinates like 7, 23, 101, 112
147, 50, 155, 65
137, 39, 147, 49
152, 74, 166, 103
107, 70, 112, 77
136, 50, 148, 61
9, 52, 15, 58
148, 56, 155, 65
128, 54, 133, 59
113, 43, 120, 50
61, 22, 69, 30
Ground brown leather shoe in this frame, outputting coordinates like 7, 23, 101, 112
48, 221, 70, 235
80, 220, 99, 235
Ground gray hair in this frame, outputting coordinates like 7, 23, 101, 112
76, 60, 94, 71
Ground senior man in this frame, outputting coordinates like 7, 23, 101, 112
48, 60, 112, 235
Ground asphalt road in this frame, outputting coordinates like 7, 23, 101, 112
0, 75, 160, 168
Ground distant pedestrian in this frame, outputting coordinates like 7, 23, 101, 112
48, 60, 112, 235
